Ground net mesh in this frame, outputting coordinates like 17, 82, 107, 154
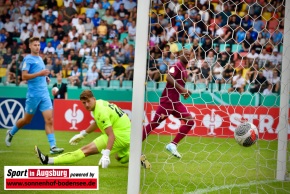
141, 0, 289, 193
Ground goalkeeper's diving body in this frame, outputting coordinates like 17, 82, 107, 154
143, 49, 194, 158
35, 90, 149, 168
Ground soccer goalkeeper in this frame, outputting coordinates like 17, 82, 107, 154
35, 90, 149, 168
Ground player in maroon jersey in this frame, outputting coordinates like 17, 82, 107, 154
142, 49, 194, 158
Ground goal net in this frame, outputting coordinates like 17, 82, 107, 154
139, 0, 290, 193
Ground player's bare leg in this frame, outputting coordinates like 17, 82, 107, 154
42, 110, 64, 154
5, 113, 34, 147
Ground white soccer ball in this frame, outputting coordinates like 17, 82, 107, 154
52, 87, 59, 95
234, 122, 258, 147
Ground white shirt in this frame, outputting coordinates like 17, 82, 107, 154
262, 69, 273, 81
37, 22, 49, 32
113, 20, 124, 30
213, 65, 224, 79
4, 21, 15, 33
168, 2, 180, 13
43, 46, 56, 54
33, 30, 45, 38
79, 48, 91, 56
20, 30, 30, 42
233, 75, 245, 88
258, 53, 270, 61
268, 54, 282, 65
247, 52, 259, 60
128, 25, 136, 36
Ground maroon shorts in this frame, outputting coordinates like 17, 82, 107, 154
152, 101, 191, 122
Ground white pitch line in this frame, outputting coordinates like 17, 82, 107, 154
186, 180, 280, 194
0, 150, 12, 153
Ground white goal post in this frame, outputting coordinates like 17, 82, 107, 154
127, 1, 150, 194
276, 0, 290, 181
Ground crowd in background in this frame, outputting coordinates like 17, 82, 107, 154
0, 0, 285, 95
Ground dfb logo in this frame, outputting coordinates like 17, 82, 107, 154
0, 99, 24, 128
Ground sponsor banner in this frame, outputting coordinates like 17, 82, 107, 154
53, 100, 290, 140
0, 98, 45, 130
4, 166, 98, 190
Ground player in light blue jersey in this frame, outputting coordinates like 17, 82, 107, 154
5, 37, 64, 154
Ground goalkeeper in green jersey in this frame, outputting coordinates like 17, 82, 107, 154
35, 90, 132, 168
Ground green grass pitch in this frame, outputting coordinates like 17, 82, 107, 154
0, 129, 289, 194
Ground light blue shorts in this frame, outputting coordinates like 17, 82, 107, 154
25, 96, 53, 114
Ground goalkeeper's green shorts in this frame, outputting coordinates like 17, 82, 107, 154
93, 134, 130, 159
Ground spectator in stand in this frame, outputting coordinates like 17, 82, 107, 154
271, 29, 283, 46
246, 62, 259, 83
86, 2, 96, 19
241, 32, 254, 52
258, 48, 270, 68
79, 42, 91, 57
100, 57, 114, 81
241, 15, 252, 31
247, 48, 259, 65
45, 9, 56, 25
268, 47, 282, 68
128, 20, 136, 41
102, 0, 111, 10
21, 9, 33, 25
222, 62, 234, 83
43, 42, 56, 55
112, 59, 125, 86
20, 26, 30, 43
249, 70, 268, 94
50, 35, 60, 49
200, 36, 212, 59
252, 39, 263, 54
268, 68, 280, 93
117, 3, 129, 21
102, 9, 115, 26
84, 17, 94, 35
204, 50, 216, 67
260, 28, 270, 45
51, 58, 62, 78
55, 44, 64, 59
212, 61, 224, 85
112, 0, 122, 12
75, 18, 85, 36
96, 2, 106, 18
262, 63, 273, 82
39, 36, 47, 53
197, 61, 212, 89
52, 73, 68, 99
68, 64, 81, 86
228, 70, 245, 93
125, 60, 134, 81
3, 47, 13, 66
83, 65, 99, 87
252, 15, 264, 32
67, 37, 82, 52
124, 0, 137, 12
33, 26, 44, 39
97, 20, 108, 39
63, 1, 77, 22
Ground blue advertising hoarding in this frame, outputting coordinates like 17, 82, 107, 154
0, 98, 46, 130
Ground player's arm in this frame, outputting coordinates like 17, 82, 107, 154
104, 126, 115, 151
22, 69, 50, 80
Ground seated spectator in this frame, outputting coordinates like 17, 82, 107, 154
83, 65, 99, 87
125, 61, 134, 81
247, 48, 259, 65
249, 70, 268, 94
75, 18, 85, 36
228, 70, 245, 93
33, 26, 45, 38
79, 42, 91, 57
2, 47, 13, 66
197, 61, 212, 89
86, 2, 96, 19
67, 37, 82, 52
84, 18, 94, 35
97, 20, 108, 38
204, 50, 216, 67
112, 60, 125, 86
50, 58, 62, 78
271, 30, 283, 46
268, 47, 282, 68
147, 52, 161, 82
92, 12, 101, 27
39, 36, 47, 53
212, 62, 224, 84
43, 42, 56, 55
262, 84, 273, 95
241, 32, 254, 52
15, 18, 26, 37
22, 9, 33, 24
100, 58, 114, 81
45, 9, 56, 25
108, 24, 119, 40
124, 0, 137, 12
236, 27, 246, 43
7, 59, 22, 85
268, 68, 280, 93
52, 73, 68, 99
68, 64, 81, 86
117, 3, 129, 21
222, 62, 235, 83
20, 26, 30, 43
102, 9, 114, 26
97, 2, 106, 18
102, 0, 111, 10
246, 62, 259, 83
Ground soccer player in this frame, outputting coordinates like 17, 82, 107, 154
35, 90, 137, 168
143, 49, 194, 158
5, 37, 64, 154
